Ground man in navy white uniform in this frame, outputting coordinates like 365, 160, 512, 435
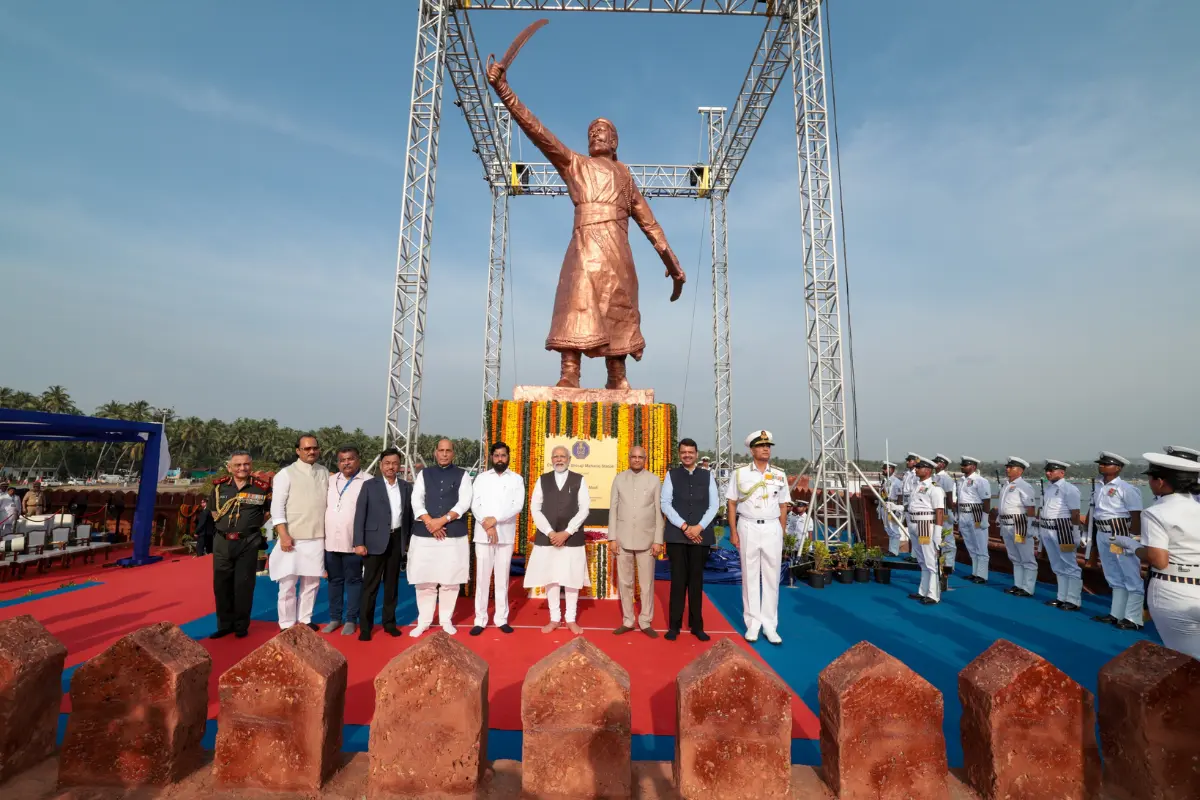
1079, 452, 1143, 629
1037, 459, 1083, 610
1113, 452, 1200, 660
905, 455, 946, 605
726, 430, 790, 644
1163, 445, 1200, 501
469, 441, 525, 636
932, 455, 957, 583
956, 457, 992, 584
880, 462, 906, 556
897, 453, 920, 561
408, 438, 473, 636
995, 457, 1037, 597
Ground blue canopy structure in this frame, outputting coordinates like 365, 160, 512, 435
0, 408, 168, 567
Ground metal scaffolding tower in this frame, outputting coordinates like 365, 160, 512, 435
386, 0, 855, 542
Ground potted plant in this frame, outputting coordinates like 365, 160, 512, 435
868, 545, 891, 583
833, 544, 854, 584
808, 540, 829, 588
851, 542, 870, 582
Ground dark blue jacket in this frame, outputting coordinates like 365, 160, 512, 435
353, 476, 413, 556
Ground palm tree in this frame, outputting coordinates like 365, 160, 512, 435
174, 417, 206, 468
39, 385, 79, 415
125, 400, 152, 421
95, 401, 128, 419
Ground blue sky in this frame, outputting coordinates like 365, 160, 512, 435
2, 1, 1197, 460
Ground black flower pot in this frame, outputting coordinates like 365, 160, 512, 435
835, 569, 854, 584
807, 571, 826, 589
823, 571, 833, 586
874, 567, 892, 584
853, 567, 870, 583
791, 563, 811, 581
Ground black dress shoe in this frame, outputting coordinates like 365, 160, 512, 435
306, 622, 321, 631
383, 625, 402, 637
235, 630, 249, 639
358, 628, 373, 641
907, 593, 922, 600
1092, 614, 1117, 623
691, 630, 710, 642
469, 626, 485, 636
499, 624, 514, 634
920, 597, 940, 605
209, 629, 234, 640
1015, 589, 1033, 597
1004, 586, 1019, 595
1059, 603, 1080, 612
1114, 619, 1143, 631
1045, 600, 1063, 607
664, 629, 679, 641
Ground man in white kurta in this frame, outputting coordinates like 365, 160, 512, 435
408, 438, 473, 636
269, 435, 330, 630
524, 446, 591, 634
469, 442, 525, 635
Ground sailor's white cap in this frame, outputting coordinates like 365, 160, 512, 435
882, 460, 897, 468
1164, 445, 1200, 462
913, 454, 936, 469
1005, 457, 1030, 469
1144, 452, 1200, 473
905, 452, 920, 461
1044, 458, 1071, 471
745, 430, 774, 448
1095, 452, 1129, 467
960, 456, 980, 466
933, 454, 950, 464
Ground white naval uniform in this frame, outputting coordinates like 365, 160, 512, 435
1038, 479, 1083, 606
523, 471, 591, 624
998, 478, 1037, 595
934, 470, 957, 572
900, 470, 919, 515
268, 463, 329, 630
469, 468, 525, 628
906, 478, 946, 601
882, 475, 906, 555
1140, 493, 1200, 660
1091, 477, 1144, 624
409, 468, 473, 634
957, 474, 992, 580
727, 463, 790, 636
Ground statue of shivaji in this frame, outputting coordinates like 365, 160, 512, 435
486, 30, 686, 390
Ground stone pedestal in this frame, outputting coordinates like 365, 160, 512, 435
1098, 640, 1200, 800
58, 621, 210, 788
369, 632, 488, 798
522, 638, 632, 798
959, 639, 1099, 799
675, 639, 792, 799
0, 615, 66, 783
513, 385, 655, 405
214, 624, 348, 792
819, 641, 947, 800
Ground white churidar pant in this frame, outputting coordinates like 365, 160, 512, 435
474, 541, 514, 627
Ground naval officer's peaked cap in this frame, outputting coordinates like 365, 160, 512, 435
1044, 459, 1071, 471
1164, 445, 1200, 462
1006, 457, 1030, 469
746, 430, 774, 448
1095, 452, 1129, 467
960, 456, 980, 466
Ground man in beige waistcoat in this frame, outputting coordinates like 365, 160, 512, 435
269, 434, 330, 630
609, 446, 664, 636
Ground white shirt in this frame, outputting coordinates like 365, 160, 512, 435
787, 511, 812, 536
907, 478, 946, 515
883, 474, 902, 502
1142, 493, 1200, 567
470, 468, 526, 545
934, 470, 956, 503
1091, 477, 1143, 519
1041, 479, 1081, 520
725, 463, 790, 520
530, 470, 590, 534
999, 477, 1036, 516
382, 476, 404, 530
411, 467, 473, 521
900, 470, 919, 504
958, 474, 991, 505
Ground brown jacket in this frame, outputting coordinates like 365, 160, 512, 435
609, 469, 664, 551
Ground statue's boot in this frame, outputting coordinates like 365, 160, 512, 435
605, 356, 631, 390
556, 351, 581, 388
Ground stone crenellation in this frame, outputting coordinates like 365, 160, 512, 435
0, 616, 1196, 799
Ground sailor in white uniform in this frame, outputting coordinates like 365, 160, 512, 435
996, 457, 1038, 597
726, 430, 791, 644
880, 462, 906, 556
1163, 445, 1200, 502
897, 453, 920, 561
905, 455, 946, 605
1037, 459, 1084, 611
1080, 452, 1143, 629
956, 457, 992, 584
1113, 453, 1200, 660
932, 455, 957, 584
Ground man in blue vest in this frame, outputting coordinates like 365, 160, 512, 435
408, 438, 473, 636
660, 438, 719, 641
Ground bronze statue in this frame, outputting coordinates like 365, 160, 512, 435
486, 21, 686, 390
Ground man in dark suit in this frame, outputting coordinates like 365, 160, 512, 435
193, 498, 215, 557
354, 447, 413, 641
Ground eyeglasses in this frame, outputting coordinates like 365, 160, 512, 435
299, 446, 320, 452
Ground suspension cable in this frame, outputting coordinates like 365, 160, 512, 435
680, 207, 710, 415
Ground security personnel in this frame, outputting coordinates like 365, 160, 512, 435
1080, 452, 1143, 628
209, 450, 272, 639
726, 430, 790, 645
879, 462, 905, 556
932, 455, 957, 585
897, 453, 920, 561
1038, 459, 1083, 610
905, 455, 946, 604
957, 457, 992, 583
995, 457, 1037, 597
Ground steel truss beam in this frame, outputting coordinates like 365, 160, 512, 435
790, 0, 853, 544
700, 108, 733, 490
506, 162, 710, 198
445, 11, 510, 184
480, 106, 513, 462
385, 0, 449, 470
460, 0, 771, 14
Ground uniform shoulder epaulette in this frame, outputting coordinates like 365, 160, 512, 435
251, 477, 271, 490
213, 475, 232, 486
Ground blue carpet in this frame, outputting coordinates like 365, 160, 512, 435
0, 580, 103, 609
705, 565, 1158, 768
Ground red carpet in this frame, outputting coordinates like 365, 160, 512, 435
2, 555, 818, 739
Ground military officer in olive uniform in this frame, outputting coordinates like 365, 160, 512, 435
209, 450, 272, 639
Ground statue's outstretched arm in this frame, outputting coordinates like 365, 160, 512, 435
488, 66, 574, 176
630, 181, 686, 301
